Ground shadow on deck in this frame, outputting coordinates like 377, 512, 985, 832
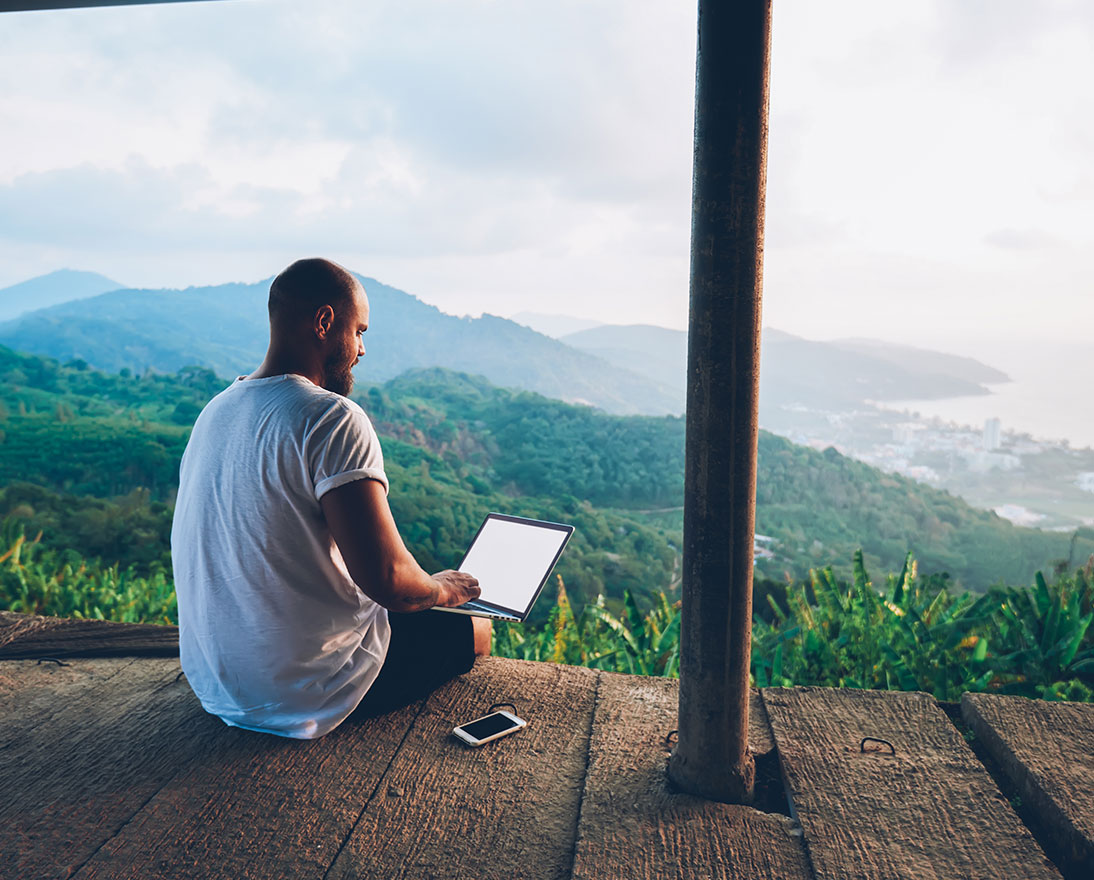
1, 613, 1091, 879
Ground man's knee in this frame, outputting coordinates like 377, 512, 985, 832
472, 617, 492, 657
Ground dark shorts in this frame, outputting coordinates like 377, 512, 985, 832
350, 609, 476, 718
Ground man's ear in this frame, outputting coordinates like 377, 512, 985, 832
314, 304, 335, 340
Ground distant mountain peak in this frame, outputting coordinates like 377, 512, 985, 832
0, 269, 126, 322
2, 268, 125, 290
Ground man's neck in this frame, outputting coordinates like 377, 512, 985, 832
248, 347, 322, 387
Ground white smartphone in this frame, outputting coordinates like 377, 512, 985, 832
452, 710, 527, 747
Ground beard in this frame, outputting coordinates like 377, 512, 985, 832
322, 346, 356, 397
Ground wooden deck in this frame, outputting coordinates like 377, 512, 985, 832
1, 613, 1091, 880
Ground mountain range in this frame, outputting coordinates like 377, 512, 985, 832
0, 271, 1008, 417
559, 324, 1008, 414
0, 275, 679, 415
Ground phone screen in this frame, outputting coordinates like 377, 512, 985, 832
459, 712, 521, 740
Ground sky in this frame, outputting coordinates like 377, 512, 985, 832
0, 0, 1092, 354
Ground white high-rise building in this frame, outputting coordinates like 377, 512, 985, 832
983, 417, 1002, 451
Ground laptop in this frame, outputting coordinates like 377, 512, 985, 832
434, 513, 574, 622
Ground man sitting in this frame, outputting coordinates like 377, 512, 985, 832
171, 258, 490, 739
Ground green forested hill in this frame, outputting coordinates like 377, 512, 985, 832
364, 369, 684, 508
0, 348, 676, 617
358, 368, 1094, 587
753, 434, 1094, 585
0, 346, 1089, 602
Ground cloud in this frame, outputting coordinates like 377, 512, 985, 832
0, 0, 697, 294
983, 229, 1062, 251
930, 0, 1094, 71
0, 0, 1091, 348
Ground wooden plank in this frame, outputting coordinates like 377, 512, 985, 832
0, 611, 178, 659
70, 689, 424, 879
325, 657, 600, 880
0, 655, 140, 747
572, 673, 811, 880
0, 657, 225, 880
763, 687, 1063, 880
963, 692, 1094, 874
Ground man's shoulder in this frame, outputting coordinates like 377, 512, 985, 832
281, 382, 376, 442
305, 385, 370, 425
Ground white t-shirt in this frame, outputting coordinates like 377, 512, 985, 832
171, 374, 392, 739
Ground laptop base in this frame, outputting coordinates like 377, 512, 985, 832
433, 603, 521, 622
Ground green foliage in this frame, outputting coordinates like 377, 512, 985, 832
494, 556, 1094, 704
363, 369, 686, 509
5, 505, 1090, 705
749, 551, 998, 699
0, 521, 176, 624
0, 347, 216, 500
492, 576, 680, 676
3, 328, 1091, 711
0, 482, 172, 575
986, 568, 1094, 701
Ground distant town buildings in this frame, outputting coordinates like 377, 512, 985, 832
892, 423, 920, 445
753, 534, 776, 560
983, 417, 1002, 451
767, 403, 1094, 532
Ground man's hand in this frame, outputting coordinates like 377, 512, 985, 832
430, 570, 480, 607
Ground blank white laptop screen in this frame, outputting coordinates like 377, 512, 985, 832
457, 515, 572, 616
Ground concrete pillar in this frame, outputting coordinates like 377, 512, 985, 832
668, 0, 772, 804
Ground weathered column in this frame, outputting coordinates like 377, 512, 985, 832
667, 0, 771, 804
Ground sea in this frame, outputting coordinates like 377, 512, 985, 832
880, 341, 1094, 451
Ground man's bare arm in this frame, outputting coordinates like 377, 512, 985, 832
320, 478, 480, 612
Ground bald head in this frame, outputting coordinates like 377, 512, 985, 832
257, 258, 369, 396
268, 258, 361, 327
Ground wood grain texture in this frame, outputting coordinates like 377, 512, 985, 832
0, 611, 178, 659
70, 691, 424, 879
0, 655, 138, 752
763, 687, 1062, 880
325, 656, 599, 880
0, 657, 223, 880
962, 692, 1094, 873
572, 673, 811, 880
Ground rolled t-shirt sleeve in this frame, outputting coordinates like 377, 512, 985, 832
309, 400, 389, 500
